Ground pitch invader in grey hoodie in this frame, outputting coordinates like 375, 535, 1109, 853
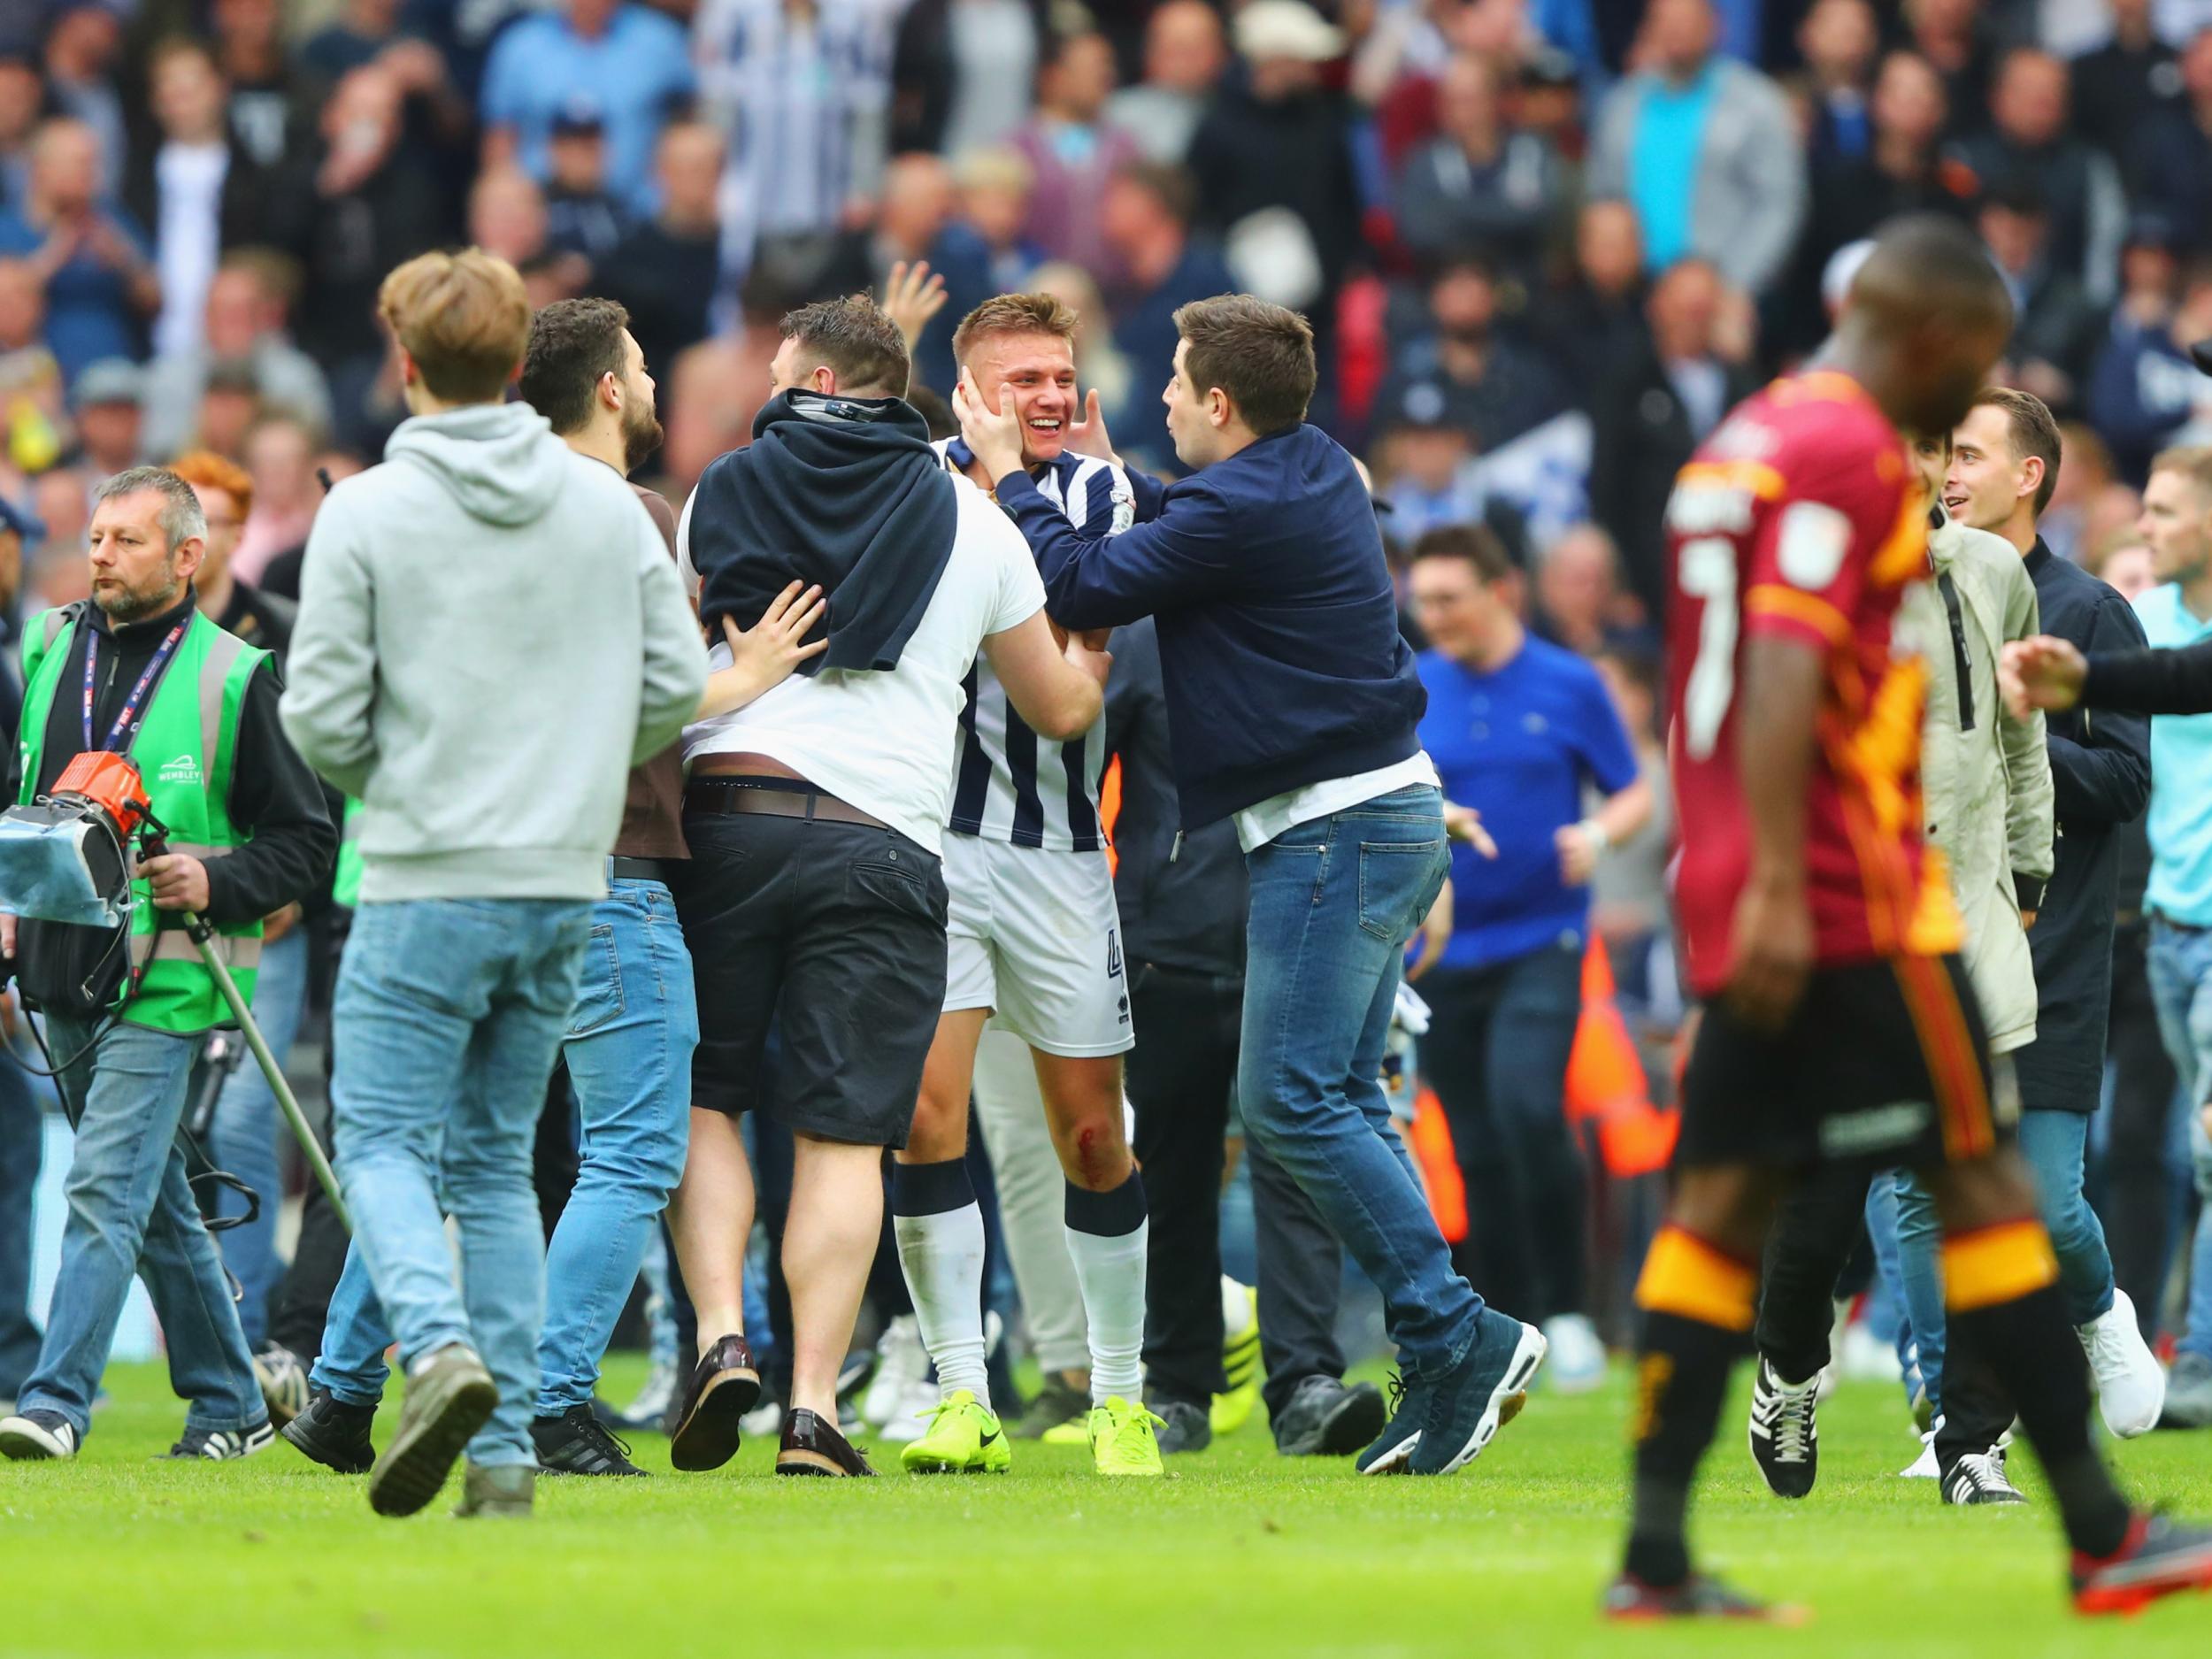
277, 250, 706, 1517
281, 399, 706, 898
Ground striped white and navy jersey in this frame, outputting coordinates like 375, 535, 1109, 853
933, 437, 1134, 852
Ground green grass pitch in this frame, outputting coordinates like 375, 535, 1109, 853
4, 1356, 2208, 1657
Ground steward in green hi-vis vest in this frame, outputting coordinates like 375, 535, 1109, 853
333, 796, 363, 908
18, 603, 268, 1031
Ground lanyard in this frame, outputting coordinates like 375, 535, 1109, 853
82, 619, 187, 756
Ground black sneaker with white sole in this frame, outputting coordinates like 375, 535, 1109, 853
0, 1409, 78, 1460
533, 1403, 647, 1476
1356, 1371, 1426, 1474
281, 1391, 378, 1474
1942, 1447, 2025, 1506
1408, 1312, 1547, 1475
162, 1422, 275, 1460
1747, 1357, 1820, 1500
1273, 1375, 1388, 1458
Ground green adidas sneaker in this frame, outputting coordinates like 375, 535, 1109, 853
900, 1390, 1012, 1475
1211, 1279, 1263, 1437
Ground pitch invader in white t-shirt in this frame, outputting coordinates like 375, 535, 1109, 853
888, 293, 1158, 1479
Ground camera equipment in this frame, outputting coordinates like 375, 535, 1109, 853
0, 753, 350, 1230
0, 751, 157, 928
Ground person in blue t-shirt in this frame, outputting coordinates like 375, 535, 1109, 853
1406, 523, 1649, 1394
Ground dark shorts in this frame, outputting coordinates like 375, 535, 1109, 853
1678, 954, 2013, 1171
673, 809, 948, 1148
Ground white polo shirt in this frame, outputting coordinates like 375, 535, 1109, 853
677, 472, 1045, 855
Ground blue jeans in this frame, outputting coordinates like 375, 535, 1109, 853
1237, 784, 1482, 1376
18, 1017, 262, 1440
2147, 920, 2212, 1364
541, 879, 695, 1412
329, 899, 590, 1466
1878, 1108, 2121, 1418
0, 1041, 45, 1398
1867, 1169, 1945, 1417
204, 926, 311, 1348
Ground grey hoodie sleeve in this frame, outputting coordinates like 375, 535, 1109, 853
278, 490, 380, 799
631, 510, 709, 767
1999, 559, 2055, 895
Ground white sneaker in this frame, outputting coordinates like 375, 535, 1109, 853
1901, 1425, 1939, 1479
1541, 1314, 1606, 1394
876, 1374, 940, 1444
862, 1316, 926, 1430
1839, 1321, 1901, 1384
2078, 1289, 2165, 1440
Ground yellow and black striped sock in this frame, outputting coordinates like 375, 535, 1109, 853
1942, 1219, 2131, 1557
1623, 1226, 1757, 1586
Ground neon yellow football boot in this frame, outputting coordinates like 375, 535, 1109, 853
899, 1390, 1013, 1474
1088, 1395, 1166, 1477
1211, 1278, 1263, 1437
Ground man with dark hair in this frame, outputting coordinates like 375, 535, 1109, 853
0, 467, 333, 1465
956, 291, 1548, 1484
277, 250, 706, 1519
668, 293, 1110, 1479
281, 297, 818, 1483
1939, 385, 2159, 1471
1404, 526, 1651, 1395
1602, 217, 2203, 1621
2009, 444, 2212, 1428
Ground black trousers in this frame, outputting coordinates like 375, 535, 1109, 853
2101, 918, 2180, 1339
1418, 944, 1592, 1325
1126, 962, 1346, 1417
1755, 1160, 2016, 1474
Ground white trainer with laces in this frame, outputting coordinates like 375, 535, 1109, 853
1540, 1314, 1606, 1394
1901, 1425, 1939, 1479
861, 1315, 927, 1431
2078, 1289, 2165, 1440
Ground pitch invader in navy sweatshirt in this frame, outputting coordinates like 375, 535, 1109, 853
955, 293, 1548, 1479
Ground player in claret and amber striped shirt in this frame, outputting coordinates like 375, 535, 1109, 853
1606, 216, 2212, 1624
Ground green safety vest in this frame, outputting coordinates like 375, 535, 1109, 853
18, 604, 269, 1033
334, 796, 362, 907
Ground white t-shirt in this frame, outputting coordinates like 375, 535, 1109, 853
152, 142, 227, 361
1233, 754, 1442, 854
678, 472, 1045, 855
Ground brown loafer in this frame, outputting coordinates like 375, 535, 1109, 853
775, 1409, 876, 1477
669, 1334, 761, 1472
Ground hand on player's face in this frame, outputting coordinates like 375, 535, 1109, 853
973, 335, 1075, 466
953, 368, 1027, 480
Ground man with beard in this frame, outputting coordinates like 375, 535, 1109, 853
278, 296, 819, 1483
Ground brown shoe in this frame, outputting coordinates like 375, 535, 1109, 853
775, 1409, 877, 1477
669, 1334, 761, 1472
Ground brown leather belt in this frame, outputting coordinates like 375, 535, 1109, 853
684, 772, 887, 831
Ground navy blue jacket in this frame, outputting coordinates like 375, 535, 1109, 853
2017, 541, 2151, 1115
1104, 618, 1247, 976
995, 423, 1425, 831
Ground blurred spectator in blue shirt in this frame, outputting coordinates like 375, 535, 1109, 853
0, 119, 156, 392
481, 0, 695, 216
2128, 27, 2212, 256
2088, 229, 2212, 481
1394, 52, 1571, 291
1097, 159, 1232, 473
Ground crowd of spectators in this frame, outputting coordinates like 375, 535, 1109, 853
3, 0, 2211, 1128
0, 0, 2207, 604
